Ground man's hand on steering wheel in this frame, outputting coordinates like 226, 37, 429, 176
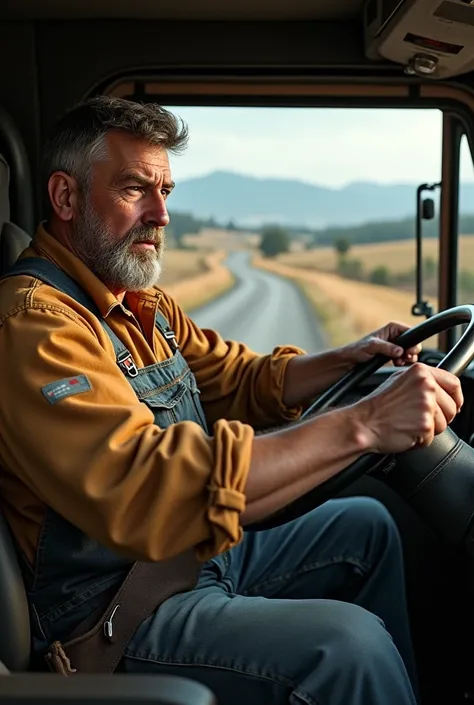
354, 363, 464, 454
249, 305, 474, 534
343, 321, 423, 367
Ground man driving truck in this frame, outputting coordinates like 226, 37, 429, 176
0, 96, 463, 705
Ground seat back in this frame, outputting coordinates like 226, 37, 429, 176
0, 153, 32, 671
0, 512, 30, 671
0, 153, 31, 276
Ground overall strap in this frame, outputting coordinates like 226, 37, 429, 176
3, 259, 202, 673
5, 258, 100, 313
154, 308, 179, 351
2, 258, 138, 377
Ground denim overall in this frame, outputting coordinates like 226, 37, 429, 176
3, 257, 208, 657
4, 259, 420, 704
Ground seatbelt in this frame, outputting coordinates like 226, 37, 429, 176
45, 554, 201, 675
3, 258, 136, 359
1, 259, 202, 674
5, 258, 180, 376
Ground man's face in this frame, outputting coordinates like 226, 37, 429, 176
73, 130, 174, 292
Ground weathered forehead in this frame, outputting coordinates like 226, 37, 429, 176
102, 129, 172, 179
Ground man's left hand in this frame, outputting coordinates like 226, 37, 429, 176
344, 321, 422, 367
282, 321, 422, 409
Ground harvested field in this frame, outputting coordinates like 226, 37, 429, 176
280, 234, 474, 274
254, 256, 437, 348
164, 250, 235, 312
183, 228, 260, 251
159, 249, 208, 285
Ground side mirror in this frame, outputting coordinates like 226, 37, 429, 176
413, 182, 440, 319
422, 197, 435, 220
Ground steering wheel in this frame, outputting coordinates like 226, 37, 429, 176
248, 304, 474, 545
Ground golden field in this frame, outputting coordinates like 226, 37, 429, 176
267, 236, 474, 348
254, 256, 437, 348
159, 249, 208, 286
162, 249, 234, 312
182, 227, 260, 251
279, 234, 474, 274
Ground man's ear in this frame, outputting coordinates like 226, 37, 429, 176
47, 171, 80, 222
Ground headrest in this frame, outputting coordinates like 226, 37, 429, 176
0, 221, 31, 277
0, 154, 31, 276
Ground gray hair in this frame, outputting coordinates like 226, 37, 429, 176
42, 95, 188, 207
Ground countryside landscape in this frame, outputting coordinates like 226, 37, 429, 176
160, 170, 474, 349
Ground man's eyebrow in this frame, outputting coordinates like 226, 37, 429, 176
118, 171, 175, 190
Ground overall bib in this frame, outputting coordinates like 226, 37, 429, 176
3, 258, 419, 704
3, 257, 207, 657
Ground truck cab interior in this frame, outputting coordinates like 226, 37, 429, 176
3, 0, 474, 703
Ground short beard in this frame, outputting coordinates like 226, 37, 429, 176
73, 199, 164, 292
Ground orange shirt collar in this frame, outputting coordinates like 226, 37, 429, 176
27, 224, 162, 321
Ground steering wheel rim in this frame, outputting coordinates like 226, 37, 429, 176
247, 304, 474, 532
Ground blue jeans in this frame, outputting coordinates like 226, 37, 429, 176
122, 497, 418, 705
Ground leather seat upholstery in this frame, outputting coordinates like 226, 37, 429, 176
0, 153, 33, 671
0, 153, 31, 277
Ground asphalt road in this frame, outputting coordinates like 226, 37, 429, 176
190, 251, 328, 354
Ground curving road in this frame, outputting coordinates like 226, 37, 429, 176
190, 251, 328, 354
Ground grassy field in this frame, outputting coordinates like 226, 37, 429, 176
161, 227, 257, 311
163, 232, 474, 332
279, 234, 474, 273
182, 227, 260, 251
255, 255, 438, 348
159, 249, 208, 286
164, 249, 235, 312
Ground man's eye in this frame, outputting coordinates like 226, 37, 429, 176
161, 189, 171, 199
126, 186, 144, 195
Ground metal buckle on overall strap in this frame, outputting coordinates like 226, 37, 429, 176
117, 350, 139, 378
164, 330, 179, 350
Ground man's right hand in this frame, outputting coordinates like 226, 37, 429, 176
243, 362, 464, 526
356, 362, 464, 455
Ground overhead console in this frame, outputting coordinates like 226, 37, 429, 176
364, 0, 474, 78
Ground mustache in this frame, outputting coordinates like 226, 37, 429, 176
121, 226, 165, 248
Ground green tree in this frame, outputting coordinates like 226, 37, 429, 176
334, 237, 350, 259
260, 226, 290, 258
423, 256, 437, 279
369, 266, 391, 286
167, 211, 201, 249
459, 269, 474, 295
339, 258, 364, 280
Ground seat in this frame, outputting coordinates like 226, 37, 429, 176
0, 154, 216, 704
0, 672, 216, 705
0, 152, 31, 277
0, 153, 33, 673
0, 512, 31, 672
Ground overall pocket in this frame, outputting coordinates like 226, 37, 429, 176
144, 382, 188, 426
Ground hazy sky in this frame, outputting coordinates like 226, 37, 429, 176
166, 106, 474, 188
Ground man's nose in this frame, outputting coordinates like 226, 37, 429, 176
143, 191, 170, 228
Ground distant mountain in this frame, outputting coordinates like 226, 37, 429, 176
168, 170, 474, 228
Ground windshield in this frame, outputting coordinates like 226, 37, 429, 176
160, 106, 444, 353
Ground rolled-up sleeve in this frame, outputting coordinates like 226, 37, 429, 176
159, 293, 306, 429
0, 304, 253, 563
